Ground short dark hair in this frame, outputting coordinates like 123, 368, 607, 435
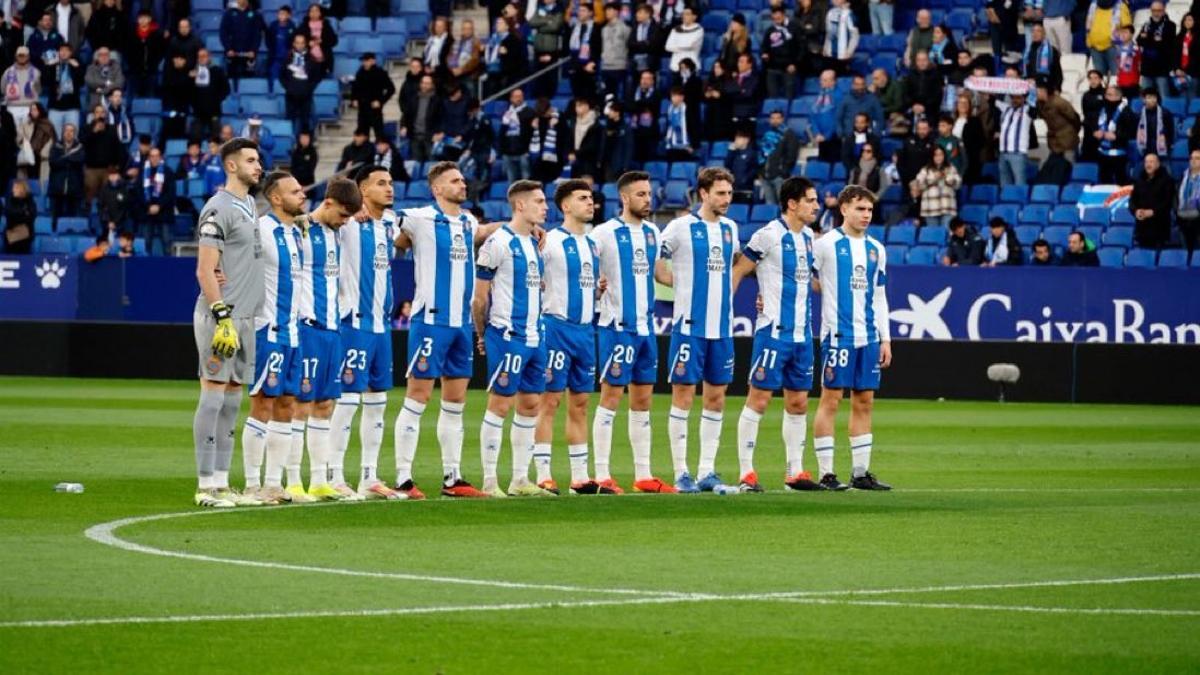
779, 177, 816, 212
1142, 86, 1160, 98
262, 170, 294, 199
1032, 238, 1050, 249
989, 216, 1008, 229
325, 176, 363, 212
669, 85, 685, 97
1068, 230, 1085, 242
507, 179, 543, 202
354, 163, 390, 185
949, 216, 967, 230
837, 184, 877, 207
554, 179, 592, 208
427, 160, 459, 184
219, 137, 259, 164
617, 170, 651, 192
938, 113, 954, 125
696, 166, 734, 193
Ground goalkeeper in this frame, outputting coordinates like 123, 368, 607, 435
191, 138, 266, 508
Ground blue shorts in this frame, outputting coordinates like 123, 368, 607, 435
405, 321, 474, 380
338, 323, 393, 393
251, 328, 302, 397
821, 342, 882, 391
598, 326, 659, 386
484, 325, 547, 396
544, 316, 596, 393
297, 323, 342, 403
748, 329, 814, 392
667, 332, 735, 385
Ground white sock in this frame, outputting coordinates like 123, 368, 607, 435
850, 433, 873, 478
359, 392, 387, 484
480, 411, 504, 485
737, 406, 762, 478
438, 400, 465, 484
511, 414, 537, 485
697, 410, 723, 478
815, 435, 835, 477
213, 469, 229, 489
286, 420, 305, 488
306, 417, 331, 486
783, 412, 807, 477
263, 420, 292, 488
667, 406, 690, 477
394, 397, 426, 486
592, 406, 616, 481
568, 443, 590, 482
532, 442, 552, 483
241, 418, 268, 489
329, 393, 360, 484
629, 410, 652, 480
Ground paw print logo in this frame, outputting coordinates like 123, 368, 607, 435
35, 259, 67, 290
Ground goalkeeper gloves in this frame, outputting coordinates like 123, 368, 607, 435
210, 301, 240, 359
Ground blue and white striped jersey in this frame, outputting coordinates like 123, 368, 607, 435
744, 219, 816, 343
476, 225, 543, 347
592, 217, 659, 336
811, 228, 891, 348
659, 213, 739, 339
337, 210, 396, 334
256, 214, 304, 346
541, 227, 599, 325
400, 204, 478, 329
297, 221, 341, 331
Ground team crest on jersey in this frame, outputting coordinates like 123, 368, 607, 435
646, 232, 655, 245
205, 355, 222, 375
868, 248, 878, 262
610, 362, 622, 377
417, 356, 429, 372
724, 229, 732, 243
755, 367, 766, 381
301, 378, 312, 394
342, 368, 355, 384
544, 368, 554, 382
497, 371, 509, 387
675, 361, 686, 375
267, 373, 279, 388
824, 366, 835, 383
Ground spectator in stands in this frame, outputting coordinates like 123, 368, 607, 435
189, 49, 228, 143
98, 167, 133, 235
85, 0, 127, 56
997, 90, 1034, 187
82, 109, 123, 207
942, 217, 985, 266
841, 111, 881, 170
265, 6, 295, 93
837, 73, 883, 139
352, 52, 395, 142
374, 136, 410, 181
869, 0, 893, 36
498, 87, 534, 182
566, 97, 602, 178
1136, 87, 1174, 157
672, 56, 704, 132
52, 0, 84, 53
928, 24, 959, 75
903, 50, 942, 125
850, 142, 887, 199
724, 129, 757, 203
761, 5, 800, 99
987, 0, 1022, 67
596, 100, 630, 183
898, 117, 934, 212
808, 68, 840, 162
126, 134, 153, 182
84, 233, 113, 261
178, 140, 205, 180
952, 94, 985, 184
1080, 71, 1105, 161
1036, 83, 1082, 170
401, 73, 442, 161
238, 115, 276, 169
286, 131, 316, 189
1177, 148, 1200, 255
296, 3, 338, 78
1029, 238, 1057, 265
484, 16, 526, 97
16, 103, 54, 182
281, 33, 322, 136
1024, 23, 1064, 92
530, 97, 563, 183
48, 123, 83, 224
337, 127, 372, 172
628, 3, 664, 76
1092, 84, 1136, 184
82, 47, 121, 112
666, 6, 703, 73
822, 0, 858, 75
794, 0, 825, 70
984, 217, 1023, 265
1114, 24, 1141, 99
628, 69, 662, 160
102, 90, 133, 147
662, 86, 694, 160
450, 19, 483, 97
0, 11, 19, 73
529, 0, 565, 98
934, 114, 965, 177
904, 9, 933, 68
220, 0, 264, 85
137, 147, 175, 255
870, 68, 903, 121
44, 44, 80, 139
760, 109, 800, 204
202, 138, 224, 194
1061, 230, 1100, 266
27, 13, 63, 81
730, 53, 761, 134
458, 98, 494, 201
128, 11, 165, 96
1175, 14, 1200, 108
1130, 152, 1174, 248
437, 81, 472, 152
115, 231, 137, 258
3, 179, 35, 254
701, 61, 734, 142
3, 47, 41, 125
1044, 0, 1073, 55
168, 18, 204, 70
718, 13, 750, 73
567, 4, 602, 100
160, 54, 192, 140
911, 145, 961, 228
1139, 2, 1175, 98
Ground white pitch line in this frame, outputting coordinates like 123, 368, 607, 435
751, 573, 1200, 600
774, 597, 1200, 618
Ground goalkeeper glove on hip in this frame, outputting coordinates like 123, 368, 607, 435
210, 301, 240, 359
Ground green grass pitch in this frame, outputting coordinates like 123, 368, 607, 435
1, 376, 1198, 673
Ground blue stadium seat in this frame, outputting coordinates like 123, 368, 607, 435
870, 52, 899, 74
1042, 225, 1073, 248
1018, 205, 1049, 225
643, 161, 668, 183
487, 182, 509, 200
1077, 225, 1104, 246
1125, 248, 1157, 268
1158, 249, 1189, 267
662, 180, 690, 208
1098, 247, 1126, 267
830, 163, 847, 181
1111, 208, 1136, 225
709, 141, 729, 159
1171, 139, 1191, 159
1071, 163, 1099, 183
750, 204, 776, 223
34, 216, 54, 235
917, 226, 947, 245
804, 161, 830, 181
238, 78, 271, 95
989, 204, 1018, 225
601, 183, 619, 202
738, 221, 763, 244
57, 217, 89, 234
669, 162, 699, 180
959, 204, 988, 225
881, 184, 901, 204
886, 225, 916, 246
340, 16, 372, 33
1015, 224, 1041, 243
1192, 250, 1200, 266
1079, 207, 1110, 227
998, 185, 1028, 204
131, 98, 161, 115
1048, 205, 1079, 226
867, 225, 886, 241
885, 244, 908, 264
969, 184, 998, 205
726, 203, 748, 223
1029, 184, 1059, 204
1163, 97, 1187, 117
407, 182, 432, 200
906, 245, 939, 265
34, 236, 71, 254
165, 139, 188, 157
354, 36, 384, 57
1059, 183, 1085, 203
1102, 226, 1134, 248
375, 17, 409, 37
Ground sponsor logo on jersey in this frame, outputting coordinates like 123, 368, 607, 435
450, 233, 470, 262
526, 260, 540, 288
580, 261, 594, 289
707, 245, 725, 272
851, 264, 868, 291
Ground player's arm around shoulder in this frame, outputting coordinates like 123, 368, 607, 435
472, 230, 504, 351
393, 207, 415, 251
655, 217, 684, 286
